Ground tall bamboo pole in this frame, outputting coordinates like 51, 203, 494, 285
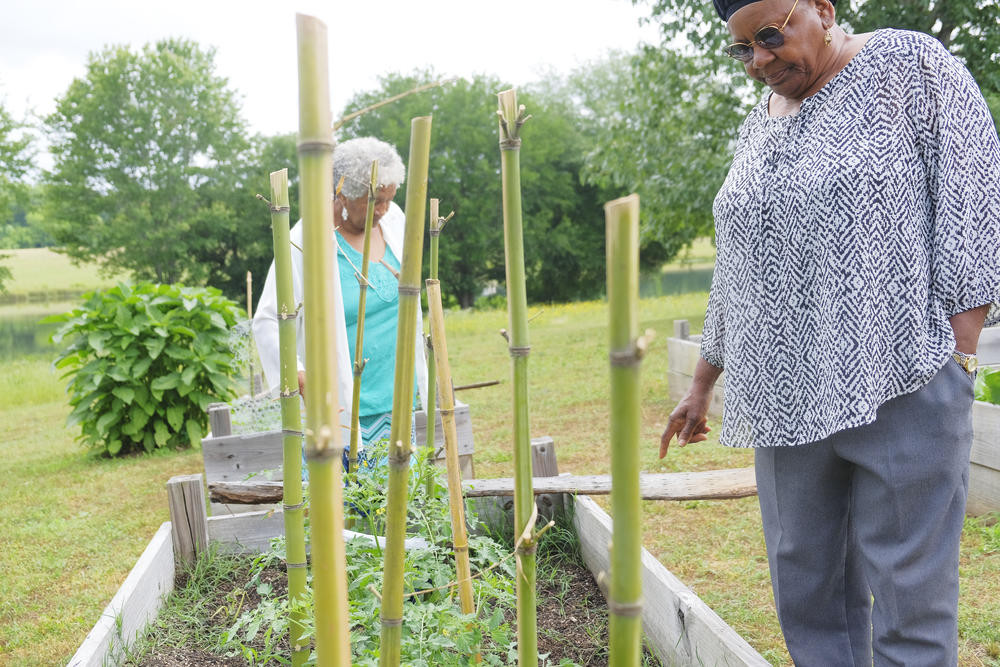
378, 115, 432, 667
605, 194, 644, 666
348, 160, 379, 477
423, 198, 440, 494
425, 278, 475, 616
496, 87, 537, 667
266, 168, 309, 666
295, 14, 350, 666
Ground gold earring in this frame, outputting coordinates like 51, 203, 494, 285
824, 29, 833, 47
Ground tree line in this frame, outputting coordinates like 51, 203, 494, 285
1, 0, 996, 302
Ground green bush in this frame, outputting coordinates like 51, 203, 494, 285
46, 282, 242, 457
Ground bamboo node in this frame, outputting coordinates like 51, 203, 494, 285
609, 347, 641, 367
270, 205, 290, 213
297, 139, 336, 154
282, 428, 304, 437
380, 615, 403, 627
437, 407, 455, 416
509, 345, 531, 357
285, 561, 308, 569
397, 285, 421, 296
280, 388, 301, 398
499, 137, 522, 151
283, 500, 306, 511
608, 598, 645, 618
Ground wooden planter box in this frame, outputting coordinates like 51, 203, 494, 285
69, 473, 768, 666
668, 320, 1000, 515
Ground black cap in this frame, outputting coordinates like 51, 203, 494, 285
713, 0, 836, 22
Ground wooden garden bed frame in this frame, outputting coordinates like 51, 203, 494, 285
668, 320, 1000, 515
69, 434, 769, 666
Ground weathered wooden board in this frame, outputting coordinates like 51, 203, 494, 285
202, 430, 285, 482
972, 401, 1000, 472
667, 335, 725, 420
414, 401, 474, 456
67, 523, 175, 667
209, 467, 757, 504
968, 464, 1000, 516
464, 467, 756, 500
573, 496, 769, 666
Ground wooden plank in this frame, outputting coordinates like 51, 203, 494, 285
414, 401, 475, 457
202, 430, 285, 483
968, 463, 1000, 516
206, 509, 429, 554
67, 522, 175, 667
531, 436, 563, 519
673, 319, 690, 341
464, 467, 756, 500
972, 401, 1000, 472
978, 326, 1000, 365
208, 467, 757, 504
207, 403, 233, 437
666, 337, 704, 376
573, 496, 769, 666
166, 474, 208, 564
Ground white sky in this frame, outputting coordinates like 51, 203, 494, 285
3, 0, 661, 137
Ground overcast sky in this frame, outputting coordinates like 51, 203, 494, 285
3, 0, 660, 137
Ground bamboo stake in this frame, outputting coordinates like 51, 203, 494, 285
265, 169, 309, 666
605, 194, 644, 666
425, 279, 475, 616
378, 115, 432, 667
348, 160, 379, 479
423, 198, 440, 494
247, 271, 254, 396
295, 14, 350, 666
496, 87, 538, 667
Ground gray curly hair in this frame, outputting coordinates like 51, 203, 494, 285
332, 137, 406, 200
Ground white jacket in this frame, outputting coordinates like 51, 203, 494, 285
252, 201, 428, 437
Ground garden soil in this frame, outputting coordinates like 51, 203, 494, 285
138, 558, 653, 666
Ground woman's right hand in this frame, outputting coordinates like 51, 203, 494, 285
659, 357, 722, 458
659, 390, 713, 458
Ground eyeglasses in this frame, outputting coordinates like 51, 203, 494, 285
723, 0, 799, 62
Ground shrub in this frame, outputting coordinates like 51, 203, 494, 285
46, 282, 242, 457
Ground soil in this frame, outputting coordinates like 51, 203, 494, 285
138, 558, 644, 666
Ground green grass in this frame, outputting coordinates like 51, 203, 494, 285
1, 248, 128, 298
2, 291, 998, 666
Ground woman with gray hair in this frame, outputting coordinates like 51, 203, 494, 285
253, 137, 428, 470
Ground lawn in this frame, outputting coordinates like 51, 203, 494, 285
1, 290, 998, 666
0, 248, 127, 301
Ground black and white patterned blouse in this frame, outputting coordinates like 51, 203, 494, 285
703, 29, 1000, 448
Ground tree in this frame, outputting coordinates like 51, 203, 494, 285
43, 39, 252, 289
340, 72, 612, 306
575, 49, 752, 260
0, 100, 34, 290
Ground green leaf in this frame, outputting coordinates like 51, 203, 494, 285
107, 439, 122, 456
166, 404, 185, 431
96, 410, 119, 437
185, 419, 203, 446
151, 373, 181, 391
132, 356, 153, 378
153, 419, 170, 447
112, 386, 135, 404
144, 338, 166, 360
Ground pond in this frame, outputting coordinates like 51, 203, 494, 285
639, 266, 714, 298
0, 306, 65, 361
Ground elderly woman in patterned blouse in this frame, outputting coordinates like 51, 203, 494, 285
659, 1, 1000, 664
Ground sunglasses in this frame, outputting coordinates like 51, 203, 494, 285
723, 0, 799, 62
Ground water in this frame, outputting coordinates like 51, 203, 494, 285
0, 308, 63, 361
639, 267, 714, 299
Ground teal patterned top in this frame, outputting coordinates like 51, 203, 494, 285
336, 232, 405, 417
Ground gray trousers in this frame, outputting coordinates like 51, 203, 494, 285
755, 359, 974, 667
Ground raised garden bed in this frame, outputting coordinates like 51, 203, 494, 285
69, 439, 769, 666
667, 320, 1000, 515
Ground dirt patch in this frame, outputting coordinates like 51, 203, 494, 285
140, 558, 659, 666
